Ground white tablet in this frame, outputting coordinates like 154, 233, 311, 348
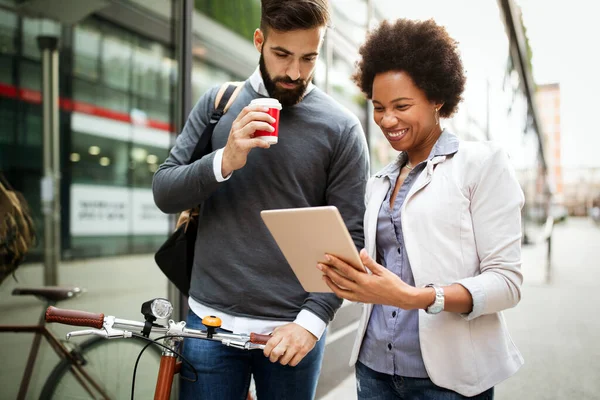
260, 206, 364, 293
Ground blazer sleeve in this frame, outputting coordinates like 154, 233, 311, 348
456, 146, 525, 320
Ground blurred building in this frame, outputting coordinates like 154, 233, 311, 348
536, 83, 562, 196
536, 83, 565, 210
536, 83, 600, 217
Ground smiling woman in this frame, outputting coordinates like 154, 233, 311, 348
353, 19, 465, 167
319, 18, 526, 400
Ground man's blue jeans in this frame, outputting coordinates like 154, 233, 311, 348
179, 310, 326, 400
355, 361, 494, 400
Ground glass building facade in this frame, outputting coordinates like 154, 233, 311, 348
0, 0, 372, 262
0, 0, 370, 262
1, 3, 176, 260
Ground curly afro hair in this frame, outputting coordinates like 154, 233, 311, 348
352, 19, 466, 118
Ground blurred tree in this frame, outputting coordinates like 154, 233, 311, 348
194, 0, 261, 42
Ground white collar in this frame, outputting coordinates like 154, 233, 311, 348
248, 67, 315, 98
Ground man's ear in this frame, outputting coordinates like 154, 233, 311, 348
254, 29, 264, 53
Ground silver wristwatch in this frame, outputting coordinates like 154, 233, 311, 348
424, 284, 444, 314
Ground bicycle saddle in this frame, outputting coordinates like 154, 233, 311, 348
12, 286, 83, 302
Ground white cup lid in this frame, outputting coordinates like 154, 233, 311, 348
250, 97, 282, 110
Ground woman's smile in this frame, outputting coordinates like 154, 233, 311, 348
385, 127, 409, 141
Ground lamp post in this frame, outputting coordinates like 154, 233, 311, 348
38, 35, 60, 286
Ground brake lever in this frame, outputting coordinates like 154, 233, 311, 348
66, 329, 108, 339
66, 322, 133, 340
66, 328, 134, 340
221, 339, 265, 351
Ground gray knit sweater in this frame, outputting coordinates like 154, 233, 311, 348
152, 80, 369, 323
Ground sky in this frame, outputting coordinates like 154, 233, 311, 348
517, 0, 600, 168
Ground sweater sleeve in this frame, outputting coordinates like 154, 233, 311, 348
152, 87, 223, 214
302, 121, 370, 323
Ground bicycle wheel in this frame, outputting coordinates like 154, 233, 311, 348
40, 336, 162, 400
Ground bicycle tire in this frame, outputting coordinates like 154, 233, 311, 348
39, 335, 162, 400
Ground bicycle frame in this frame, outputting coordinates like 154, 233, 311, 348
45, 305, 271, 400
0, 305, 111, 400
154, 336, 181, 400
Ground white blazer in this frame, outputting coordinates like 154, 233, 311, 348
349, 139, 525, 397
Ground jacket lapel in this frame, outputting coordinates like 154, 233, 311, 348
406, 155, 447, 201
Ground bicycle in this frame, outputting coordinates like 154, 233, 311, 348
44, 297, 271, 400
0, 286, 161, 399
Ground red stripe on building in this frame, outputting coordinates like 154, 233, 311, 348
0, 83, 18, 98
0, 82, 175, 133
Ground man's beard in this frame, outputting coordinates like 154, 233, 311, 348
259, 54, 313, 107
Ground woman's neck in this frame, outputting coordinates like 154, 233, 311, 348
406, 127, 443, 166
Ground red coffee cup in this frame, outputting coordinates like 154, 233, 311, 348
250, 98, 282, 144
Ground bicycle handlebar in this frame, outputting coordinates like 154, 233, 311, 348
45, 306, 270, 350
46, 306, 104, 329
250, 333, 271, 345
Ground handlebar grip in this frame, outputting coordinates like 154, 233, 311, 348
45, 306, 104, 329
249, 333, 271, 345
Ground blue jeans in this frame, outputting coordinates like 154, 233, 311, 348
179, 310, 326, 400
355, 361, 494, 400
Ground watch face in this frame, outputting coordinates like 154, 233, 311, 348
426, 285, 444, 314
427, 304, 444, 314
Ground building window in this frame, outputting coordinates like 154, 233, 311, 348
0, 9, 17, 84
71, 131, 129, 187
73, 22, 101, 81
101, 31, 133, 91
191, 59, 237, 103
130, 145, 169, 188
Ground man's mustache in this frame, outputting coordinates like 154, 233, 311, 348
273, 77, 305, 86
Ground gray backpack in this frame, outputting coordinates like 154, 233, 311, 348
0, 172, 36, 284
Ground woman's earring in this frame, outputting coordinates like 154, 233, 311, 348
434, 108, 440, 125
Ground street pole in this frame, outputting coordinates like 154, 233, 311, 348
166, 2, 193, 397
172, 0, 193, 317
38, 35, 60, 287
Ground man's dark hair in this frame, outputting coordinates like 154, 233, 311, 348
352, 18, 466, 118
260, 0, 330, 35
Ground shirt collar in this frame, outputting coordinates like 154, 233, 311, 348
249, 67, 315, 98
428, 129, 460, 158
378, 129, 460, 178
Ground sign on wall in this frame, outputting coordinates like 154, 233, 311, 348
131, 188, 170, 235
70, 184, 169, 236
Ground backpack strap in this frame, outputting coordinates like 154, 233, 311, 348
189, 82, 243, 164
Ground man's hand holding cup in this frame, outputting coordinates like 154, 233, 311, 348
221, 98, 282, 178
